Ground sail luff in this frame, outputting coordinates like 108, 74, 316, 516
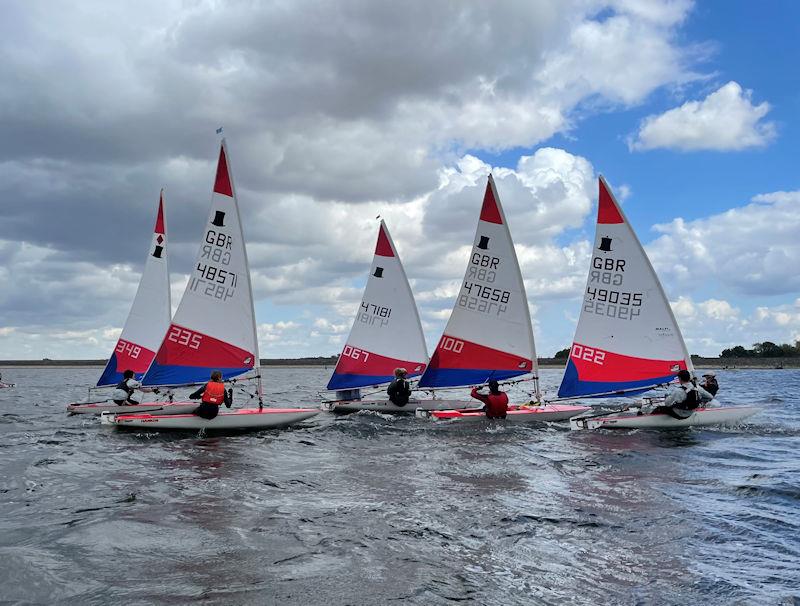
488, 174, 539, 399
220, 139, 264, 402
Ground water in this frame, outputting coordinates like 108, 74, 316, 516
1, 367, 798, 605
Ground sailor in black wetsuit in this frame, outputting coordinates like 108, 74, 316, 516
387, 368, 411, 407
111, 369, 141, 405
701, 372, 719, 397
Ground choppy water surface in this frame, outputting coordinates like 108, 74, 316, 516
1, 367, 798, 605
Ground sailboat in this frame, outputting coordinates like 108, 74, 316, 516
416, 175, 589, 422
564, 177, 760, 429
322, 221, 465, 413
67, 191, 185, 414
102, 140, 318, 430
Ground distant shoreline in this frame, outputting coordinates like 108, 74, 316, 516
1, 357, 798, 370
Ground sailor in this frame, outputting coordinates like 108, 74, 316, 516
652, 369, 713, 419
470, 379, 509, 419
387, 367, 412, 407
700, 372, 719, 396
189, 370, 232, 420
111, 369, 143, 405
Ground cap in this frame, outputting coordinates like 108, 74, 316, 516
702, 372, 716, 377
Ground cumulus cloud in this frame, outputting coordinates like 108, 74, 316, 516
672, 296, 800, 356
0, 1, 724, 359
647, 190, 800, 296
629, 81, 776, 151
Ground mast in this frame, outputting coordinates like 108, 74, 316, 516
222, 138, 264, 405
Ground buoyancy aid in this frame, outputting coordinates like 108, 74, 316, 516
201, 381, 226, 405
116, 379, 134, 396
677, 382, 700, 410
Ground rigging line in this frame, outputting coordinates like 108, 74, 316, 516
543, 382, 671, 404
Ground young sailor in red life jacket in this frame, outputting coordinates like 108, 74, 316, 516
470, 380, 509, 419
189, 370, 232, 420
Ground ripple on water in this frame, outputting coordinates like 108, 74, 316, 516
0, 366, 798, 604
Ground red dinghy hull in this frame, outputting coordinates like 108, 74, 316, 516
419, 404, 591, 422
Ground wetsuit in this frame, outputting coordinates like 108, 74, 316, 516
470, 388, 509, 419
189, 381, 232, 419
387, 378, 411, 407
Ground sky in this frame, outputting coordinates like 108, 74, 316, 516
1, 0, 799, 360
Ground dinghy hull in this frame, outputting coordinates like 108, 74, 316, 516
101, 407, 319, 430
322, 399, 482, 414
67, 402, 198, 415
570, 406, 761, 430
418, 404, 591, 423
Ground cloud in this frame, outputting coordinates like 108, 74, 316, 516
0, 1, 720, 359
647, 190, 800, 296
672, 296, 800, 356
629, 81, 776, 151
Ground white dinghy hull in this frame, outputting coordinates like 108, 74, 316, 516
418, 404, 591, 423
67, 401, 198, 415
101, 407, 319, 430
322, 399, 483, 414
570, 406, 761, 430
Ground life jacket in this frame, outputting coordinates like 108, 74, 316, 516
677, 383, 700, 410
201, 381, 226, 405
116, 379, 134, 396
484, 392, 509, 418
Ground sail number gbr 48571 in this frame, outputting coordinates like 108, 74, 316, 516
188, 229, 239, 302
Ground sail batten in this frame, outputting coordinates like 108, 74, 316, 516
142, 141, 259, 387
418, 175, 536, 389
327, 221, 428, 390
557, 176, 690, 398
97, 191, 171, 386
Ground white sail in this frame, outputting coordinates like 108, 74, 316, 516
558, 176, 691, 398
143, 140, 260, 387
97, 191, 171, 386
418, 175, 537, 390
327, 221, 428, 390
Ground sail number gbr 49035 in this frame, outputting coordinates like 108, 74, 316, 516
583, 287, 642, 321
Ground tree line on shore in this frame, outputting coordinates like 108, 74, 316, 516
552, 341, 800, 359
